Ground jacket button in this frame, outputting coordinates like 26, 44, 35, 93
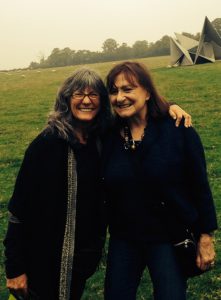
161, 201, 165, 206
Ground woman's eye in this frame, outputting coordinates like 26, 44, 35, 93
124, 88, 132, 93
110, 90, 118, 95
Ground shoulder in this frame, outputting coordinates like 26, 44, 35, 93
24, 129, 68, 159
155, 115, 199, 138
151, 116, 204, 152
155, 115, 179, 131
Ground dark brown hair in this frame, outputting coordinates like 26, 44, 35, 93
106, 61, 169, 119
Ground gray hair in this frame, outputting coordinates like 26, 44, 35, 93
46, 67, 111, 140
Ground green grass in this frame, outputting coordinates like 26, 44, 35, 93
0, 57, 221, 299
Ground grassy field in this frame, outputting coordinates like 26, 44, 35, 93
0, 56, 220, 299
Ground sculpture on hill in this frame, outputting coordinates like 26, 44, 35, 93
170, 16, 221, 66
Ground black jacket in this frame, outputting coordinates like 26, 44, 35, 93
4, 130, 106, 299
101, 116, 217, 237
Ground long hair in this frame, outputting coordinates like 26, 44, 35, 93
46, 67, 112, 140
106, 61, 169, 119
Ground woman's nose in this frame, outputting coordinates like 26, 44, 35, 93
116, 90, 125, 101
82, 95, 91, 104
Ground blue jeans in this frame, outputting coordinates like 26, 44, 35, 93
105, 237, 187, 300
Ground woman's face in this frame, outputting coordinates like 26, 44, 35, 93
109, 73, 150, 120
70, 87, 100, 122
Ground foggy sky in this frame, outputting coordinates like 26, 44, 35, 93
0, 0, 220, 70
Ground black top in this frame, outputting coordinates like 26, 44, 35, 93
102, 116, 217, 243
103, 131, 170, 243
74, 139, 102, 250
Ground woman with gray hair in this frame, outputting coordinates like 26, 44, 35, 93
4, 68, 111, 299
4, 66, 191, 300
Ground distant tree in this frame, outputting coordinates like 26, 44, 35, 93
61, 47, 73, 65
148, 35, 170, 56
160, 35, 170, 48
102, 38, 118, 53
212, 18, 221, 36
116, 42, 132, 59
46, 48, 62, 67
51, 48, 60, 55
132, 40, 149, 58
74, 50, 91, 64
29, 61, 40, 69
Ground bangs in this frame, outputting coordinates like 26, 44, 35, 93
71, 69, 103, 94
120, 71, 139, 87
107, 66, 140, 92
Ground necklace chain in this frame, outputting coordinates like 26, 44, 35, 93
123, 125, 146, 151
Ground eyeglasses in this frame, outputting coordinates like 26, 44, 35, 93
72, 92, 99, 101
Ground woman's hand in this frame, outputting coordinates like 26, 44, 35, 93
6, 273, 28, 295
169, 104, 192, 128
196, 234, 216, 271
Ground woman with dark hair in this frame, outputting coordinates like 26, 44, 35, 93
4, 66, 192, 300
4, 68, 111, 300
102, 61, 217, 300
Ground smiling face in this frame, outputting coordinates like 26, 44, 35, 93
109, 73, 150, 120
70, 87, 100, 122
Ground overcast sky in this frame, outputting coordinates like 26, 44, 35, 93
0, 0, 220, 70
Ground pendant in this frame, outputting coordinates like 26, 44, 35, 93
131, 140, 136, 150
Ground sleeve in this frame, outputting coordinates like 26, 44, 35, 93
184, 126, 218, 233
3, 136, 48, 278
4, 214, 26, 278
8, 144, 37, 221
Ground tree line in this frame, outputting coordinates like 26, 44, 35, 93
29, 18, 221, 69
